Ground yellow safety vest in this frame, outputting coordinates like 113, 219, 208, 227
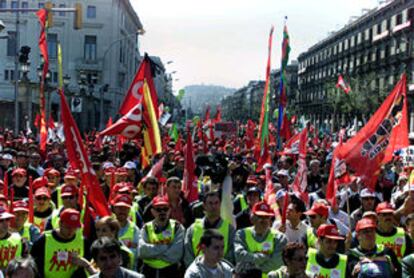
34, 215, 48, 233
129, 202, 139, 225
0, 233, 22, 269
19, 222, 31, 242
44, 230, 84, 278
118, 221, 137, 249
376, 227, 406, 261
192, 218, 230, 257
306, 248, 347, 278
306, 228, 318, 249
143, 219, 176, 269
244, 227, 278, 278
237, 194, 248, 211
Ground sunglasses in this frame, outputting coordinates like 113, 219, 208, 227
154, 207, 169, 213
35, 196, 49, 201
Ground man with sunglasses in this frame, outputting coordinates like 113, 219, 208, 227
235, 201, 287, 276
138, 195, 185, 278
305, 224, 349, 277
347, 218, 400, 277
374, 202, 412, 261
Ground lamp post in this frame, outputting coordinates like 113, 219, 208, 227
20, 61, 30, 130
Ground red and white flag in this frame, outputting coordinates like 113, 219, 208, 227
291, 127, 309, 204
336, 74, 351, 94
338, 74, 409, 190
100, 103, 142, 139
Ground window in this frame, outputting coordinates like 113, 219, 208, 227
397, 13, 403, 25
87, 6, 96, 18
0, 0, 6, 8
53, 72, 58, 83
38, 2, 44, 8
4, 70, 8, 81
10, 70, 15, 81
59, 4, 66, 16
47, 34, 58, 59
7, 32, 16, 57
11, 1, 18, 8
84, 35, 97, 60
21, 1, 28, 13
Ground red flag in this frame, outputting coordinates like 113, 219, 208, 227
291, 127, 309, 204
34, 114, 40, 129
282, 131, 301, 154
336, 74, 351, 94
280, 113, 292, 140
245, 120, 256, 149
59, 89, 110, 217
147, 156, 165, 178
47, 116, 55, 129
338, 74, 409, 190
263, 167, 274, 203
36, 9, 49, 153
182, 125, 197, 203
214, 106, 222, 123
204, 105, 211, 122
119, 55, 159, 118
174, 134, 182, 152
100, 103, 142, 139
106, 117, 113, 128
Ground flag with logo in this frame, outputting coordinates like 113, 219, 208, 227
336, 74, 351, 94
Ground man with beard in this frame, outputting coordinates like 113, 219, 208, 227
138, 195, 185, 278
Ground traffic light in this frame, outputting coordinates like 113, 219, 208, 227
45, 2, 53, 28
74, 3, 83, 30
18, 46, 31, 64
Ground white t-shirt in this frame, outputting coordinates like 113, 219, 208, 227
272, 220, 308, 243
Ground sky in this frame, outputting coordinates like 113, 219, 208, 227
132, 0, 379, 92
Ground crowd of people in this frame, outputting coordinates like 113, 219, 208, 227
0, 127, 412, 278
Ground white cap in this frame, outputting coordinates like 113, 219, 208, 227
123, 161, 136, 170
102, 162, 114, 170
1, 154, 12, 160
277, 169, 289, 177
360, 188, 375, 198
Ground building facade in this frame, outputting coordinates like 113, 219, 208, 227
0, 0, 143, 131
297, 0, 414, 136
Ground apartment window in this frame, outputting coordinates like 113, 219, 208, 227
396, 13, 403, 25
0, 0, 6, 8
87, 6, 96, 18
47, 34, 58, 59
7, 32, 16, 57
11, 1, 18, 9
59, 4, 66, 16
4, 70, 8, 81
21, 1, 28, 13
38, 2, 44, 8
84, 35, 97, 60
377, 23, 382, 34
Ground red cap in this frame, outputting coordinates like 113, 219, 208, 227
64, 169, 77, 179
12, 168, 27, 177
61, 184, 78, 197
34, 186, 51, 198
45, 168, 61, 177
32, 177, 49, 190
112, 182, 132, 194
304, 203, 329, 218
115, 167, 128, 176
152, 195, 169, 207
356, 218, 377, 232
317, 224, 344, 240
60, 208, 81, 228
111, 194, 132, 208
104, 167, 116, 175
13, 200, 29, 212
375, 202, 395, 214
246, 175, 258, 185
0, 194, 6, 201
0, 206, 14, 220
252, 201, 274, 217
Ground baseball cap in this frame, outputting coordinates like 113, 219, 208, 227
152, 195, 170, 207
317, 224, 344, 240
12, 168, 27, 177
111, 194, 132, 208
60, 208, 81, 228
304, 203, 329, 218
0, 206, 14, 220
277, 169, 289, 177
13, 200, 29, 212
375, 202, 395, 214
64, 169, 77, 179
252, 201, 274, 217
356, 218, 376, 232
123, 161, 136, 170
246, 175, 258, 185
115, 167, 128, 176
61, 184, 78, 197
1, 154, 12, 161
102, 162, 115, 170
34, 186, 51, 198
246, 186, 261, 195
360, 188, 376, 198
32, 177, 49, 190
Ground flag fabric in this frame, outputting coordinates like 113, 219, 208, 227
277, 21, 291, 149
336, 75, 351, 94
34, 113, 40, 129
142, 80, 162, 157
280, 113, 292, 141
221, 175, 235, 228
214, 106, 222, 123
204, 105, 211, 122
255, 26, 274, 172
291, 127, 308, 204
410, 170, 414, 186
182, 126, 197, 203
282, 131, 301, 154
263, 167, 274, 203
59, 89, 110, 217
106, 117, 113, 128
338, 74, 409, 190
146, 156, 165, 178
174, 133, 182, 152
326, 132, 346, 207
245, 120, 256, 149
36, 9, 49, 153
169, 123, 179, 142
119, 54, 159, 118
100, 103, 142, 139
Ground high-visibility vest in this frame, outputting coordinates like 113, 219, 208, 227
129, 202, 139, 225
306, 228, 318, 249
19, 222, 32, 242
376, 227, 406, 261
118, 221, 137, 249
191, 218, 230, 256
44, 230, 84, 278
236, 194, 248, 211
34, 215, 48, 233
143, 219, 176, 269
0, 233, 22, 269
306, 248, 347, 278
244, 227, 278, 278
